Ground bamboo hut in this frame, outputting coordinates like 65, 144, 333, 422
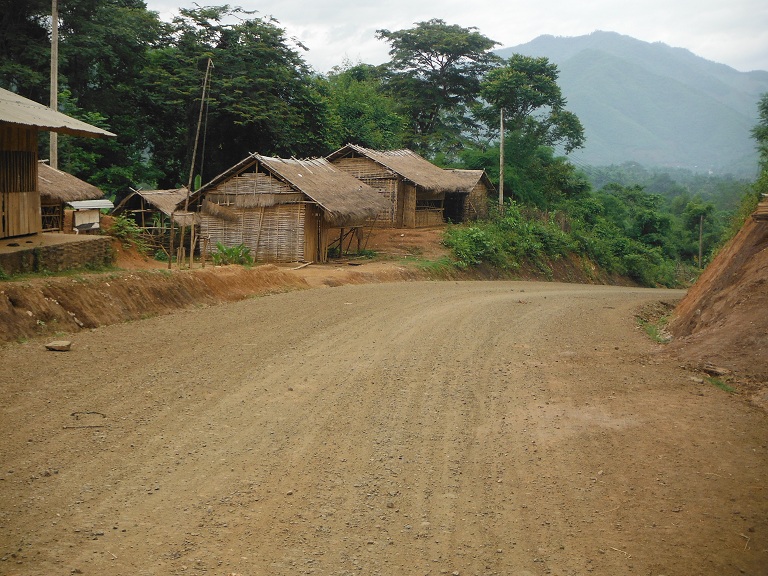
186, 154, 391, 263
0, 87, 114, 239
326, 144, 483, 228
111, 188, 197, 253
445, 169, 495, 222
38, 162, 112, 232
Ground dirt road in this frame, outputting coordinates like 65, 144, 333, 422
1, 281, 766, 576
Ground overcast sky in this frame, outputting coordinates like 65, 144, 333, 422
144, 0, 768, 73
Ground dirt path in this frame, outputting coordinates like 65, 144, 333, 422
1, 281, 766, 576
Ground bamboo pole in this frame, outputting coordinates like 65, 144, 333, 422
49, 0, 58, 170
499, 108, 504, 209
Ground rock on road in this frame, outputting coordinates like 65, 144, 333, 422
1, 281, 766, 576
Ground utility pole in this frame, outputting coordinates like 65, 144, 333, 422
698, 214, 704, 269
50, 0, 59, 169
499, 108, 504, 209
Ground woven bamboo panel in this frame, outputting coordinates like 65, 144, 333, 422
201, 204, 307, 263
0, 127, 40, 237
214, 172, 294, 195
332, 157, 393, 179
415, 208, 444, 228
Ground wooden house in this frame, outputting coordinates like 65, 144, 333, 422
327, 144, 490, 228
0, 87, 114, 239
445, 169, 495, 222
186, 154, 391, 263
38, 162, 112, 232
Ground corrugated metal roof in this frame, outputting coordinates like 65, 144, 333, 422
66, 199, 114, 210
0, 87, 115, 137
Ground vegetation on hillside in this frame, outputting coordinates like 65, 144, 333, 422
1, 2, 764, 286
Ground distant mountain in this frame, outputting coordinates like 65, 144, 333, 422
496, 31, 768, 177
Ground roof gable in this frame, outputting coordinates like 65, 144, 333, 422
327, 144, 467, 193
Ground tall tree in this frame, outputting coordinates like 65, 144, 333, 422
480, 54, 584, 154
323, 62, 406, 150
141, 6, 334, 188
376, 19, 499, 154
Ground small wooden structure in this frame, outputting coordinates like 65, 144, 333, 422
112, 187, 193, 229
38, 162, 112, 232
445, 169, 494, 222
327, 144, 488, 228
187, 154, 391, 263
0, 87, 114, 239
111, 187, 196, 253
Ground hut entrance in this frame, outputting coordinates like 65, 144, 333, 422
443, 192, 466, 223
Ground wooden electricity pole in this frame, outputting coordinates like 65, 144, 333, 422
50, 0, 59, 169
499, 109, 504, 209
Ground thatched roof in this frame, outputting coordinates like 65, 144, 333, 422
113, 188, 190, 218
38, 162, 105, 203
447, 169, 497, 194
326, 144, 467, 193
191, 153, 391, 227
0, 87, 115, 138
113, 188, 198, 225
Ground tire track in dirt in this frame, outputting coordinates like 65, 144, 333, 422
1, 281, 766, 576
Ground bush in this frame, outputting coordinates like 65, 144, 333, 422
211, 243, 254, 266
108, 214, 149, 254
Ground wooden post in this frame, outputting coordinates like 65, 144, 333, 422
698, 214, 704, 269
499, 108, 504, 209
168, 218, 175, 270
49, 0, 58, 170
189, 223, 195, 268
338, 227, 344, 258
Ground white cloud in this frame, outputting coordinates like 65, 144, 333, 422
144, 0, 768, 73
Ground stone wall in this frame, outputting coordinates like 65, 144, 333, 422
0, 236, 114, 276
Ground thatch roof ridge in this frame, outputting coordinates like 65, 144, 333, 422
38, 162, 105, 202
0, 87, 115, 138
327, 144, 467, 193
255, 155, 391, 226
447, 168, 497, 194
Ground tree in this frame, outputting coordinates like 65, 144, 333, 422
323, 62, 406, 150
139, 5, 334, 187
376, 19, 499, 154
480, 54, 585, 154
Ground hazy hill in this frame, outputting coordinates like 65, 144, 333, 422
496, 31, 768, 177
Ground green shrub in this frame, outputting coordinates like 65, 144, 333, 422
108, 215, 149, 254
211, 243, 253, 266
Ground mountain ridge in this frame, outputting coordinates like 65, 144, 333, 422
496, 31, 768, 176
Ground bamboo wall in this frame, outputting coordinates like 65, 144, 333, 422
0, 124, 40, 238
201, 203, 310, 263
331, 157, 398, 225
466, 182, 489, 220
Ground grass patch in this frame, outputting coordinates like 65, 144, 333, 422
409, 256, 456, 276
636, 316, 671, 343
705, 376, 735, 393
